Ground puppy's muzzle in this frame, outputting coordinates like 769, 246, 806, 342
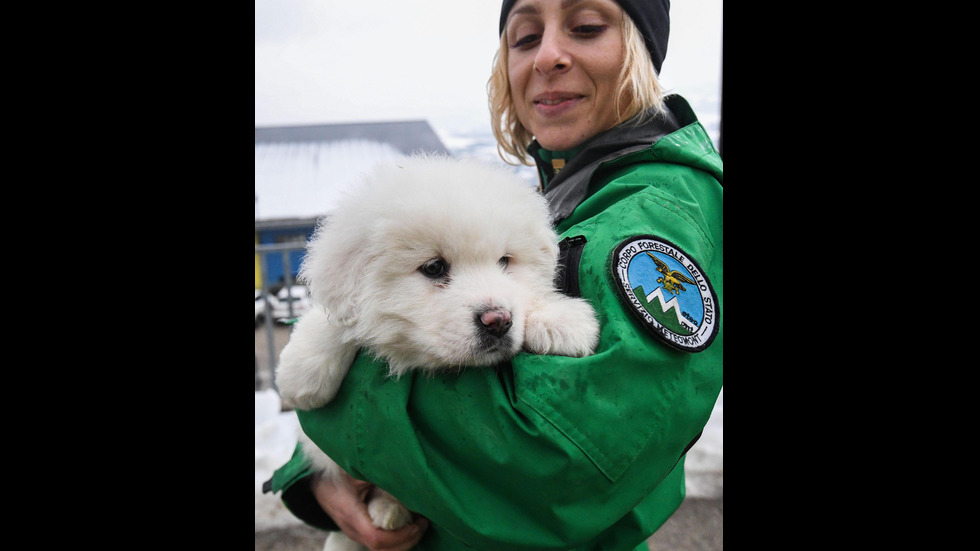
476, 307, 512, 339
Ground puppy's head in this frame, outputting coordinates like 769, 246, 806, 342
299, 154, 559, 373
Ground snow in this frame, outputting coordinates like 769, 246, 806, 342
254, 389, 302, 530
684, 388, 724, 499
254, 387, 723, 531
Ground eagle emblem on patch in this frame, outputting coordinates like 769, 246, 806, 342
612, 236, 718, 352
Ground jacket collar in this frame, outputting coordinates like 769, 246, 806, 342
529, 94, 692, 225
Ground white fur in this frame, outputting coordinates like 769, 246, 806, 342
275, 154, 600, 551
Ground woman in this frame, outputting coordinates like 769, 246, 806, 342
265, 1, 722, 549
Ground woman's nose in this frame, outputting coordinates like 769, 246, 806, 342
533, 30, 571, 74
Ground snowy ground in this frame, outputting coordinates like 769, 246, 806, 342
255, 387, 723, 531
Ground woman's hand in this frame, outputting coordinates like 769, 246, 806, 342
311, 470, 429, 551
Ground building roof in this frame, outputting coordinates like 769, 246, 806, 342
254, 120, 451, 224
254, 120, 451, 156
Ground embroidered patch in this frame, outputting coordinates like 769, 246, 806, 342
612, 236, 718, 352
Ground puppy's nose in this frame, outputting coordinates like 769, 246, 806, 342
477, 307, 512, 339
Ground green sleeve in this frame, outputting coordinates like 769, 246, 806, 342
295, 163, 722, 550
265, 443, 339, 532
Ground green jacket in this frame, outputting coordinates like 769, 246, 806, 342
266, 95, 723, 551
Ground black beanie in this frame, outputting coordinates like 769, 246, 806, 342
498, 0, 670, 74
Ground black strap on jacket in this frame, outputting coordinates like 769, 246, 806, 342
555, 235, 587, 297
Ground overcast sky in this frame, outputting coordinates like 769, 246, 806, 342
255, 0, 722, 134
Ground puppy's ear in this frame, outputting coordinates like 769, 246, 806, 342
536, 226, 561, 281
298, 220, 368, 324
523, 199, 562, 282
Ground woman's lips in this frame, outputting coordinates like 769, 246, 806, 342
533, 92, 583, 115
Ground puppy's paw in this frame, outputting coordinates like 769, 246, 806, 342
368, 491, 413, 531
276, 360, 342, 409
275, 360, 339, 409
274, 308, 356, 410
275, 345, 350, 410
524, 296, 600, 357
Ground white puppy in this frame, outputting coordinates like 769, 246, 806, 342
275, 154, 600, 549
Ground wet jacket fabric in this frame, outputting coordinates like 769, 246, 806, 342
266, 94, 723, 551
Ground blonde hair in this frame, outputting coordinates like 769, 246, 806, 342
488, 12, 665, 166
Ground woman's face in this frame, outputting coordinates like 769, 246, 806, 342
505, 0, 626, 152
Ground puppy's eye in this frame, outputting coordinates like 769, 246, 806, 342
498, 256, 510, 269
419, 258, 449, 279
